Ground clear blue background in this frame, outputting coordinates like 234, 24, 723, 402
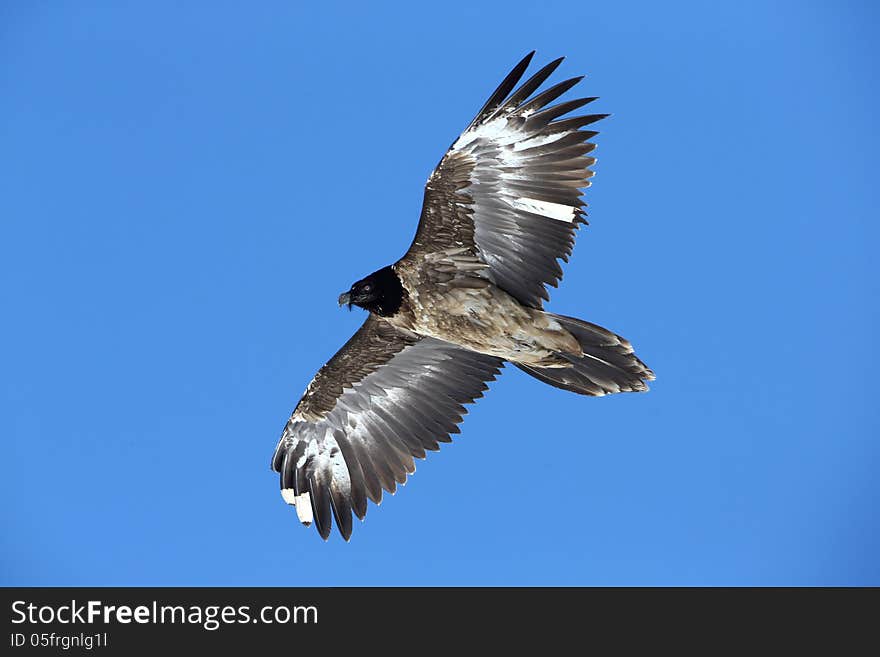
2, 1, 877, 586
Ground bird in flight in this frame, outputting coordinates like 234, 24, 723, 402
272, 52, 654, 540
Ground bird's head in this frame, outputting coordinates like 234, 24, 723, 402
338, 265, 404, 317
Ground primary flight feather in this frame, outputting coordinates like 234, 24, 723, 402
272, 52, 655, 540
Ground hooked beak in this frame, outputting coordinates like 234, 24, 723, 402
338, 291, 352, 309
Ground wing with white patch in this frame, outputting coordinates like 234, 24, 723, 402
272, 315, 503, 540
406, 52, 607, 308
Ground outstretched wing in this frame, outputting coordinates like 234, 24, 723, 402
405, 52, 607, 309
272, 315, 503, 540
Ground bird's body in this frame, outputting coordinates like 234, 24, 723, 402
390, 252, 581, 366
272, 53, 655, 540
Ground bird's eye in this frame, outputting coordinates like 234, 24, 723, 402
362, 284, 372, 292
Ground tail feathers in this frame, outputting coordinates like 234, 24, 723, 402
515, 313, 654, 396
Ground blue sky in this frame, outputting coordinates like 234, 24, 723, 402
2, 1, 877, 586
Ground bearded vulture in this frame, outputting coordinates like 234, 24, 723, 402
272, 52, 654, 540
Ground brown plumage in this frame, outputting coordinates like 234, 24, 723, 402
272, 52, 654, 540
391, 251, 583, 366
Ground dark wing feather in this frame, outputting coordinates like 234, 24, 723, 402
272, 315, 503, 540
406, 53, 608, 309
